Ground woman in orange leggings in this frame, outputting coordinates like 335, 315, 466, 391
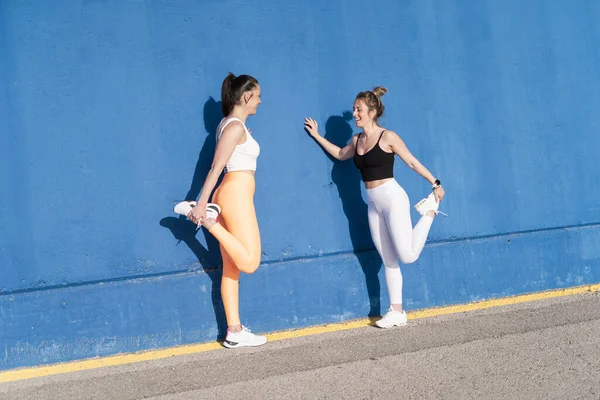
175, 72, 265, 348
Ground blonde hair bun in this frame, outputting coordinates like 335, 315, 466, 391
372, 86, 387, 97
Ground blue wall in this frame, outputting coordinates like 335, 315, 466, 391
1, 0, 599, 370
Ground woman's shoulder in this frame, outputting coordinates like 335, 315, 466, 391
218, 118, 246, 138
381, 128, 401, 141
220, 117, 245, 127
350, 133, 362, 145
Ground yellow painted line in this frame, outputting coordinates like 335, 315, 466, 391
1, 283, 599, 383
0, 342, 223, 384
409, 282, 600, 319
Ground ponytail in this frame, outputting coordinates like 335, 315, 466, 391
221, 73, 236, 116
220, 72, 259, 116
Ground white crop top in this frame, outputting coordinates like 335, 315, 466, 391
217, 117, 260, 172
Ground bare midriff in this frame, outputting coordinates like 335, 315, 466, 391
364, 177, 393, 189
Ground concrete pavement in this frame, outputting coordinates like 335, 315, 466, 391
1, 291, 599, 399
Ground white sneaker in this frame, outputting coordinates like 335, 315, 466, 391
223, 326, 267, 349
173, 201, 221, 227
205, 203, 221, 220
375, 307, 407, 328
414, 193, 447, 217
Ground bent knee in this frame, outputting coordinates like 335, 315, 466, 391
398, 254, 418, 264
239, 258, 260, 274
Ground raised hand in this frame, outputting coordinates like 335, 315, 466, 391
304, 117, 320, 138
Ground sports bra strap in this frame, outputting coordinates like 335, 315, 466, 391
217, 117, 248, 140
354, 133, 362, 155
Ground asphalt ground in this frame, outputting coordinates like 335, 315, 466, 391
2, 290, 599, 399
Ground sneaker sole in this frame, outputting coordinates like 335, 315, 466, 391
414, 198, 428, 209
413, 198, 431, 215
223, 339, 267, 349
375, 321, 407, 329
414, 199, 447, 217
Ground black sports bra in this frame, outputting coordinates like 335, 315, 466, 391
353, 131, 394, 182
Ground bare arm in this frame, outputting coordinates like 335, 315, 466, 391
304, 117, 356, 161
386, 130, 446, 201
189, 123, 245, 222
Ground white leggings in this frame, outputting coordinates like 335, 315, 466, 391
366, 180, 434, 305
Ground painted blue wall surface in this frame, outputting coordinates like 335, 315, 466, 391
1, 0, 599, 370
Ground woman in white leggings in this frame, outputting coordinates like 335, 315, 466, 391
304, 86, 446, 328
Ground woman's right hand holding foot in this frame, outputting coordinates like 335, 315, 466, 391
188, 201, 206, 226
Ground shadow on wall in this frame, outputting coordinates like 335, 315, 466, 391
324, 112, 381, 318
160, 96, 227, 338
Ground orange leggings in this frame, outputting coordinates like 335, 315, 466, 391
209, 171, 261, 326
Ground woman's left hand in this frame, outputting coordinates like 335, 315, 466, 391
434, 186, 445, 203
